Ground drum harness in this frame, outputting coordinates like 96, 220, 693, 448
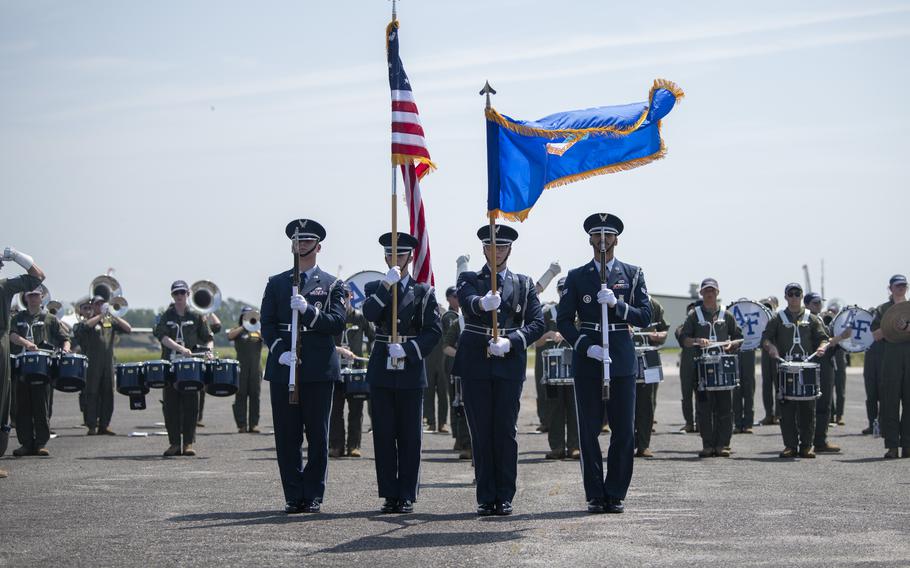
779, 308, 813, 397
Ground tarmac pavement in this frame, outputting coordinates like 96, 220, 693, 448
1, 360, 909, 567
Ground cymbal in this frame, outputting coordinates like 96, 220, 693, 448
881, 301, 910, 343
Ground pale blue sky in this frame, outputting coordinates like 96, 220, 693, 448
1, 1, 907, 311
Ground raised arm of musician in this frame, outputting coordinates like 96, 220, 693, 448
535, 261, 561, 294
227, 325, 244, 341
2, 246, 45, 282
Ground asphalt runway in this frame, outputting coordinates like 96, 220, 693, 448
2, 360, 909, 567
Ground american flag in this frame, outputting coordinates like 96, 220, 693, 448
387, 18, 435, 286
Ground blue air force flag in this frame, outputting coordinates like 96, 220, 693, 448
485, 79, 684, 221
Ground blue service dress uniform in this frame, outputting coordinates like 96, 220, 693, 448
260, 266, 346, 508
362, 276, 441, 504
453, 265, 545, 506
557, 259, 652, 504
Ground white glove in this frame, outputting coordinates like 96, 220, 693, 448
387, 343, 406, 358
479, 291, 501, 312
548, 261, 561, 275
597, 288, 617, 307
2, 247, 34, 270
488, 337, 511, 357
290, 294, 308, 313
587, 345, 611, 362
456, 254, 471, 265
383, 266, 402, 286
278, 351, 297, 367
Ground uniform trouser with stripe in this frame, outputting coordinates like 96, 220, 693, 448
814, 357, 835, 447
864, 341, 884, 429
462, 378, 523, 505
780, 399, 815, 450
330, 388, 363, 451
371, 386, 423, 502
547, 384, 578, 452
270, 379, 334, 505
83, 368, 114, 429
879, 342, 910, 450
733, 350, 756, 430
423, 363, 448, 429
535, 368, 550, 430
232, 370, 262, 430
832, 350, 847, 418
163, 384, 198, 446
679, 356, 696, 426
575, 374, 635, 502
761, 352, 779, 419
697, 388, 733, 449
15, 381, 50, 449
634, 382, 655, 450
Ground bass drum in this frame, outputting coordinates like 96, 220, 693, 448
344, 270, 385, 310
728, 300, 771, 351
831, 306, 875, 353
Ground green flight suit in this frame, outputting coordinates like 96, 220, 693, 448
0, 274, 41, 455
872, 300, 910, 451
634, 298, 669, 451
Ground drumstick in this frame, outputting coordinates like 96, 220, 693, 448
705, 338, 744, 350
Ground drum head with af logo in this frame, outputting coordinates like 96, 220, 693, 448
729, 301, 771, 350
831, 306, 875, 352
345, 271, 385, 310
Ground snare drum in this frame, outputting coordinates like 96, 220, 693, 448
205, 358, 239, 396
541, 347, 574, 386
54, 353, 88, 393
635, 347, 663, 384
696, 353, 739, 391
342, 368, 370, 400
778, 360, 821, 401
17, 351, 54, 385
115, 362, 148, 395
144, 360, 171, 389
172, 358, 206, 392
9, 354, 19, 383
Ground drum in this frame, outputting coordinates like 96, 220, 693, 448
831, 306, 875, 353
9, 354, 18, 383
172, 358, 206, 392
339, 358, 369, 399
635, 346, 663, 384
541, 347, 574, 386
345, 270, 385, 310
17, 351, 53, 385
729, 300, 772, 351
54, 353, 88, 393
696, 353, 739, 391
778, 360, 821, 401
144, 360, 171, 389
205, 358, 239, 396
115, 362, 148, 395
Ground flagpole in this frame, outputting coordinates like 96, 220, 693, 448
481, 81, 499, 341
390, 0, 399, 355
599, 228, 611, 400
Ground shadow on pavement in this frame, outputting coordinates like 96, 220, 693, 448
835, 457, 888, 464
316, 526, 529, 555
418, 482, 474, 489
76, 455, 211, 461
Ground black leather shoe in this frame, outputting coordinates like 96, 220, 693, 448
587, 499, 605, 514
605, 498, 624, 514
302, 500, 321, 513
495, 501, 513, 516
284, 503, 304, 514
477, 503, 496, 516
397, 500, 414, 514
381, 499, 399, 514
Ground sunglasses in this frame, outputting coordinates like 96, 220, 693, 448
172, 290, 188, 296
786, 290, 802, 298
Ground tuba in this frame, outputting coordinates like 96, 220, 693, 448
242, 309, 261, 333
189, 280, 221, 314
107, 295, 130, 318
90, 275, 122, 302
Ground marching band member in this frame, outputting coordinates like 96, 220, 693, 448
153, 280, 214, 457
680, 279, 742, 458
441, 288, 472, 459
634, 296, 669, 458
804, 293, 843, 453
454, 224, 544, 516
823, 302, 849, 426
872, 274, 910, 459
330, 290, 374, 457
533, 262, 561, 434
762, 283, 830, 459
759, 296, 781, 426
261, 219, 346, 514
196, 312, 221, 428
675, 300, 700, 433
74, 295, 131, 436
423, 306, 449, 435
537, 277, 578, 460
362, 232, 441, 514
0, 247, 44, 475
9, 287, 70, 457
557, 213, 651, 514
227, 307, 263, 434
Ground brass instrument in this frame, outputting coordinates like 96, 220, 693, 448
189, 280, 221, 314
107, 296, 130, 318
90, 275, 122, 302
241, 309, 261, 333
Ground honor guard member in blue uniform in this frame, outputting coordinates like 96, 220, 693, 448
261, 219, 346, 514
361, 232, 441, 514
557, 213, 652, 514
454, 224, 545, 516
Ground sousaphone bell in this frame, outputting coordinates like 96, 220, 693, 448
189, 280, 222, 314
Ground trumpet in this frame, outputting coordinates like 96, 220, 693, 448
190, 280, 221, 314
242, 309, 261, 333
